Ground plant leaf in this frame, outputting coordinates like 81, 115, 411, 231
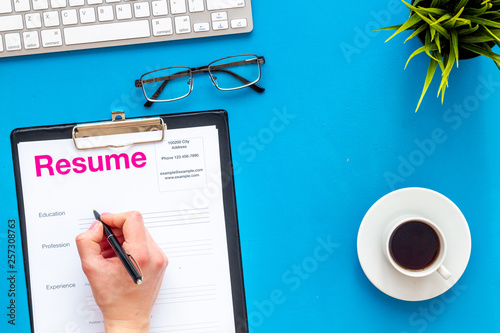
374, 24, 403, 31
436, 51, 445, 72
451, 30, 459, 67
495, 60, 500, 70
457, 23, 480, 35
382, 14, 423, 42
416, 7, 447, 16
482, 12, 500, 21
434, 14, 453, 28
461, 42, 500, 60
424, 31, 440, 59
405, 24, 428, 42
415, 11, 451, 39
416, 58, 439, 112
438, 49, 456, 102
455, 0, 470, 12
405, 45, 437, 68
463, 2, 491, 16
430, 26, 437, 40
463, 15, 500, 28
441, 7, 465, 30
435, 33, 442, 53
481, 25, 500, 41
453, 18, 472, 27
430, 0, 440, 7
402, 0, 424, 13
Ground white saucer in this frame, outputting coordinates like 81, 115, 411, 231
357, 187, 471, 301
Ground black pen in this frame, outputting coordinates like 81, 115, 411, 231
93, 210, 143, 285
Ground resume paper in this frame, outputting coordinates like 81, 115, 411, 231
16, 125, 237, 332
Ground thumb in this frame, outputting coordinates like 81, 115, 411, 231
75, 221, 104, 268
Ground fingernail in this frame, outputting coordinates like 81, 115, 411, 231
89, 220, 99, 229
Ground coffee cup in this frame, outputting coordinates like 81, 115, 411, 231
383, 217, 451, 280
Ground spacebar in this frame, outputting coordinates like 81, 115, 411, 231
64, 21, 151, 45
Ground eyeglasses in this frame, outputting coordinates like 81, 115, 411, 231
135, 54, 265, 107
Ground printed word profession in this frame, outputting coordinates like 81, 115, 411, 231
34, 152, 147, 177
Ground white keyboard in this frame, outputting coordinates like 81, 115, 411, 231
0, 0, 252, 58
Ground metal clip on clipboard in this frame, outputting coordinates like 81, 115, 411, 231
72, 111, 166, 150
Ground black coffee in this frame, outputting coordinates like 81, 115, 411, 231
389, 221, 440, 271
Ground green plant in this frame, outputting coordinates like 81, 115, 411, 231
378, 0, 500, 111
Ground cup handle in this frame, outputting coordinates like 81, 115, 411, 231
437, 265, 451, 280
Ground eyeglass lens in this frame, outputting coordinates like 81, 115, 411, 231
141, 66, 192, 102
208, 55, 261, 90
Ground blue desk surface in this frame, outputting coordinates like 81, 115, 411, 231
1, 1, 500, 332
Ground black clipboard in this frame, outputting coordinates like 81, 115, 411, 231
11, 110, 248, 333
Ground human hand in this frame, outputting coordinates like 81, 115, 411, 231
75, 211, 168, 333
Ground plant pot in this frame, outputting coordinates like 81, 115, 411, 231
411, 0, 495, 60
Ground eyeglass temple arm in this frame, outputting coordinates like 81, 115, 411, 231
146, 79, 169, 106
138, 67, 265, 108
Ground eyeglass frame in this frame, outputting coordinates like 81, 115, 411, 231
135, 54, 265, 107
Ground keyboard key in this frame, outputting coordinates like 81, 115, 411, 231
194, 22, 209, 32
88, 0, 103, 4
64, 20, 150, 45
14, 0, 31, 12
0, 15, 24, 32
133, 2, 150, 18
26, 13, 42, 29
206, 0, 244, 10
68, 0, 84, 6
0, 36, 3, 51
188, 0, 204, 12
61, 9, 78, 25
80, 7, 96, 23
152, 0, 168, 16
170, 0, 186, 14
0, 2, 13, 14
23, 31, 40, 49
230, 18, 247, 28
174, 15, 190, 34
33, 0, 49, 10
98, 6, 114, 21
211, 12, 227, 21
152, 18, 173, 36
212, 20, 228, 30
5, 33, 22, 51
116, 4, 132, 20
41, 28, 62, 47
51, 0, 68, 9
43, 11, 60, 27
